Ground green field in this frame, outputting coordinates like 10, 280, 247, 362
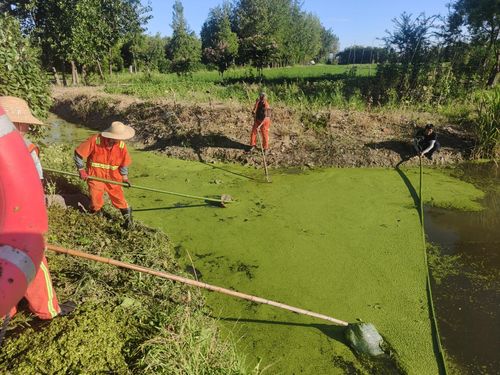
104, 64, 375, 110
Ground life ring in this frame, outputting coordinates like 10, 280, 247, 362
0, 105, 47, 316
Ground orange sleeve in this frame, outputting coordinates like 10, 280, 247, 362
121, 144, 132, 167
75, 135, 96, 159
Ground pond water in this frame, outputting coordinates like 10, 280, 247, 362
44, 115, 496, 374
425, 163, 499, 375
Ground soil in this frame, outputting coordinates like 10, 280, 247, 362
51, 86, 474, 168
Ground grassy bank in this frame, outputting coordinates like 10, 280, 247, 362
0, 188, 250, 373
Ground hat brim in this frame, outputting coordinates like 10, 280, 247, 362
101, 126, 135, 140
11, 113, 44, 125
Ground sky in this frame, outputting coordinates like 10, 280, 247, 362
142, 0, 451, 49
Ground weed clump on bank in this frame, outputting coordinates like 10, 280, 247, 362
0, 207, 248, 374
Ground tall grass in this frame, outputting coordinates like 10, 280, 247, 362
473, 88, 500, 159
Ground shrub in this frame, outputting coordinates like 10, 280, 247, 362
0, 14, 52, 120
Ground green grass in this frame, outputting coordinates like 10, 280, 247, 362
104, 64, 375, 111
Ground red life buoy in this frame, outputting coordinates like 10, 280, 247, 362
0, 105, 47, 316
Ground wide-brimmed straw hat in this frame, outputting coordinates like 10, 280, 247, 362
101, 121, 135, 140
0, 96, 43, 125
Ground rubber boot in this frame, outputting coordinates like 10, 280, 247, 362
120, 207, 133, 230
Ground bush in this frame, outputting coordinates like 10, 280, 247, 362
0, 14, 52, 120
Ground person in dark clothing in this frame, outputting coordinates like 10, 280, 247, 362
414, 124, 440, 160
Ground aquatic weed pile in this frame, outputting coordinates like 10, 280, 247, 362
0, 207, 248, 374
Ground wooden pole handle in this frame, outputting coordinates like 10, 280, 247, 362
47, 244, 348, 326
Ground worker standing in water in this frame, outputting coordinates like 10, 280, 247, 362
74, 121, 135, 229
249, 92, 271, 153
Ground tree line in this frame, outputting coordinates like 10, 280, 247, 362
1, 0, 339, 81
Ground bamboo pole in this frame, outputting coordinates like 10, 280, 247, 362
47, 244, 349, 326
43, 168, 229, 205
256, 124, 271, 183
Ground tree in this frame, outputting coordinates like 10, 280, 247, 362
0, 14, 51, 120
233, 0, 280, 73
3, 0, 150, 82
201, 3, 239, 77
166, 0, 201, 75
447, 0, 500, 86
318, 27, 339, 63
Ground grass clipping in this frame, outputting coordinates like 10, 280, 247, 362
0, 207, 247, 374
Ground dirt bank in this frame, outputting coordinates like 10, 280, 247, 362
51, 86, 474, 168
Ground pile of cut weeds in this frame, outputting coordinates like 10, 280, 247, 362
0, 207, 248, 374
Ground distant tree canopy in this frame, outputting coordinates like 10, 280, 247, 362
337, 46, 390, 65
201, 3, 239, 76
166, 0, 201, 75
1, 0, 497, 93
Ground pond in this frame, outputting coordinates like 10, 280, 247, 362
44, 115, 496, 374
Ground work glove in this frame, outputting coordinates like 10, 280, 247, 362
122, 176, 131, 188
78, 169, 89, 181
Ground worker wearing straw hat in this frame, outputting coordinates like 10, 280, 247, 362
0, 96, 43, 179
0, 95, 75, 320
74, 121, 135, 229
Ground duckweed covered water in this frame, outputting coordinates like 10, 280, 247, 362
123, 153, 482, 374
46, 117, 485, 374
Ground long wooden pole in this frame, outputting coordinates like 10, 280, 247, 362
47, 244, 348, 326
256, 124, 271, 183
43, 168, 228, 204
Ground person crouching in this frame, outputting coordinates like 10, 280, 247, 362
74, 121, 135, 229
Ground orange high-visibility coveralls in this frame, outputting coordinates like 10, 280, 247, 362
75, 134, 132, 211
250, 98, 271, 150
8, 256, 61, 319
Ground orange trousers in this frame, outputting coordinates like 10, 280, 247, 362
88, 180, 128, 211
8, 255, 60, 320
250, 118, 271, 150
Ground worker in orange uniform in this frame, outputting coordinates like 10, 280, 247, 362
249, 92, 271, 152
74, 121, 135, 229
0, 96, 75, 320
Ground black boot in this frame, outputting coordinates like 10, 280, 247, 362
120, 207, 134, 229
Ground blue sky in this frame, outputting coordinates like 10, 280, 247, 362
142, 0, 451, 48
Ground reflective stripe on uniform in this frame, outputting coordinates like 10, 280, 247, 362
0, 113, 16, 137
119, 141, 124, 149
0, 245, 36, 283
90, 162, 119, 170
95, 136, 101, 145
39, 261, 58, 318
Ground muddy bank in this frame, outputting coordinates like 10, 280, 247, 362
51, 87, 473, 168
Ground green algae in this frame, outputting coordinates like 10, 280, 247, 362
116, 152, 484, 374
39, 119, 486, 373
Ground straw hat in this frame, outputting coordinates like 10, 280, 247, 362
101, 121, 135, 140
0, 96, 43, 125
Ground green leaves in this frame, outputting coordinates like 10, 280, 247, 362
0, 14, 51, 120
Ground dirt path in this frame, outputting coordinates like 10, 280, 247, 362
51, 86, 474, 168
